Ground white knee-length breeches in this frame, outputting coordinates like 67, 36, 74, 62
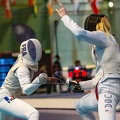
75, 92, 97, 120
75, 78, 120, 120
0, 96, 39, 120
98, 78, 120, 120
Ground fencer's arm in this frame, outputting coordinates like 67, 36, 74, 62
61, 15, 108, 47
15, 67, 47, 95
79, 80, 95, 90
56, 3, 108, 47
66, 79, 95, 91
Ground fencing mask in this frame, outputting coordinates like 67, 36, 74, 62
20, 38, 42, 65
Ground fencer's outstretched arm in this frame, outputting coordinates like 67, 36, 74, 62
79, 80, 95, 90
56, 2, 68, 18
15, 67, 47, 95
56, 3, 108, 47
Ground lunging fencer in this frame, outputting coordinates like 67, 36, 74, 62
0, 39, 47, 120
56, 3, 120, 120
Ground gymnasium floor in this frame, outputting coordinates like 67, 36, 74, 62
14, 92, 120, 120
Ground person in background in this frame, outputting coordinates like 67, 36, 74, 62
53, 54, 65, 93
74, 60, 91, 93
73, 60, 84, 81
53, 54, 62, 70
73, 59, 92, 81
0, 39, 47, 120
56, 3, 120, 120
74, 60, 82, 67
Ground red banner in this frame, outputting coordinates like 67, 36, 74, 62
88, 0, 99, 14
2, 0, 11, 19
29, 0, 34, 6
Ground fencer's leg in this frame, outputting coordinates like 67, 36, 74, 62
98, 78, 120, 120
0, 97, 39, 120
0, 111, 14, 120
28, 110, 39, 120
75, 92, 98, 120
98, 93, 118, 120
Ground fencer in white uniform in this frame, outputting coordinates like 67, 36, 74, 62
56, 3, 120, 120
0, 39, 47, 120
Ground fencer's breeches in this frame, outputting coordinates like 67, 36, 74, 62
0, 89, 39, 120
75, 78, 120, 120
75, 92, 97, 120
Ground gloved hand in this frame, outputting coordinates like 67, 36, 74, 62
39, 73, 48, 84
66, 79, 81, 91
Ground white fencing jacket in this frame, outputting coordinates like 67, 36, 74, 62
1, 56, 42, 98
61, 15, 120, 89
